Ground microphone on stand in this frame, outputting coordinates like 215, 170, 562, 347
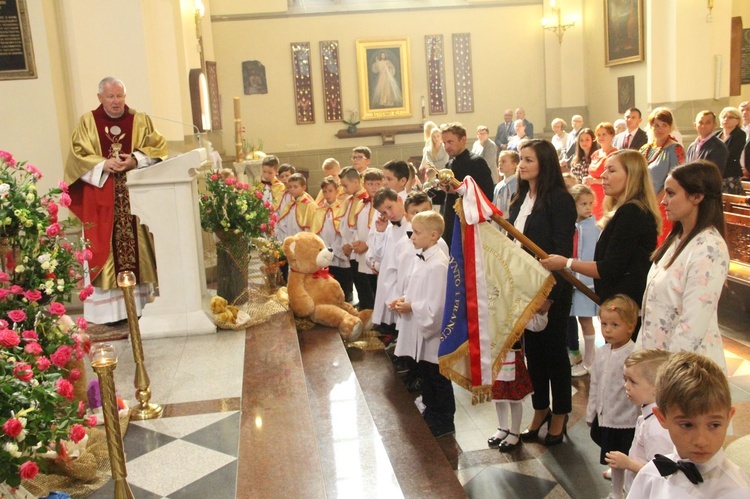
147, 114, 204, 149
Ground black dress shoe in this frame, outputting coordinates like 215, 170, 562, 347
520, 409, 552, 442
487, 428, 509, 448
498, 433, 521, 452
543, 414, 569, 446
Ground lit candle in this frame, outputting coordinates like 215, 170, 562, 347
90, 343, 116, 367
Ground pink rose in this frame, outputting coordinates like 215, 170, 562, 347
86, 415, 97, 427
36, 356, 51, 371
19, 461, 39, 480
68, 368, 82, 382
24, 289, 42, 302
264, 201, 272, 209
25, 164, 42, 178
46, 223, 62, 237
13, 362, 33, 382
0, 150, 16, 166
78, 285, 94, 301
74, 251, 84, 264
49, 214, 58, 224
210, 174, 219, 181
9, 285, 23, 295
0, 272, 8, 282
47, 201, 59, 216
76, 317, 88, 330
21, 330, 38, 340
225, 177, 237, 186
0, 288, 10, 300
77, 400, 85, 417
24, 342, 42, 356
59, 180, 69, 192
69, 424, 86, 443
50, 345, 72, 367
59, 192, 72, 207
0, 329, 20, 348
255, 191, 263, 199
84, 249, 93, 261
48, 302, 66, 316
269, 220, 276, 228
2, 418, 22, 437
260, 223, 267, 232
7, 309, 26, 323
56, 378, 74, 400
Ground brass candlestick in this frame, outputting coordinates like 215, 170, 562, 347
90, 344, 134, 499
117, 271, 163, 420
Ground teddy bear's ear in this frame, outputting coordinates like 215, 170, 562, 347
282, 236, 296, 264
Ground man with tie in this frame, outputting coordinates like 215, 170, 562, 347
561, 115, 584, 169
613, 108, 648, 151
686, 111, 728, 175
431, 123, 495, 250
495, 109, 515, 151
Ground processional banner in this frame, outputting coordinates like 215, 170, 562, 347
438, 178, 555, 404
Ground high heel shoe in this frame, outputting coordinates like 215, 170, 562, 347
544, 414, 569, 446
520, 409, 552, 442
487, 428, 509, 448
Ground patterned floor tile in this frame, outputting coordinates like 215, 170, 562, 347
168, 460, 238, 499
130, 410, 238, 439
87, 479, 162, 499
123, 423, 176, 461
464, 466, 558, 498
181, 411, 241, 457
126, 439, 236, 497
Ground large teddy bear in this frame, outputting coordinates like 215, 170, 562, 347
283, 232, 372, 341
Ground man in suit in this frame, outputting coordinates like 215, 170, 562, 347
495, 109, 514, 151
515, 107, 534, 138
561, 114, 584, 169
471, 125, 499, 182
687, 111, 728, 175
432, 123, 495, 250
613, 108, 648, 150
739, 101, 750, 177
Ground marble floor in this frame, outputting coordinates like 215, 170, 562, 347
81, 296, 750, 499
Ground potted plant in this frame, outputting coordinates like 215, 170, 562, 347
343, 110, 360, 134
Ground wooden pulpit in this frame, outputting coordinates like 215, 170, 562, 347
126, 148, 216, 338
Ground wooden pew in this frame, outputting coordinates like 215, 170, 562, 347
724, 208, 750, 312
723, 194, 750, 217
742, 180, 750, 194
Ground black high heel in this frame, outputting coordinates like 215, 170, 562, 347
544, 414, 569, 446
520, 409, 552, 442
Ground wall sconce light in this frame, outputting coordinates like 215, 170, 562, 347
542, 0, 575, 45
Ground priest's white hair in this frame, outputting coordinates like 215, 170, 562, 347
98, 77, 126, 94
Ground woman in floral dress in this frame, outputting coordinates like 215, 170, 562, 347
636, 160, 729, 371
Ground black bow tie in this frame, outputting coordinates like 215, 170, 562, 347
406, 231, 413, 238
416, 253, 425, 260
653, 454, 704, 485
391, 220, 401, 227
261, 180, 272, 186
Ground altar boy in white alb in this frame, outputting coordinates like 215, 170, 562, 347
629, 352, 750, 498
393, 211, 454, 438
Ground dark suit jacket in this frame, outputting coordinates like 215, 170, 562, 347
434, 148, 495, 251
716, 127, 747, 178
508, 187, 576, 302
593, 202, 657, 305
613, 128, 648, 150
686, 134, 728, 175
495, 121, 514, 149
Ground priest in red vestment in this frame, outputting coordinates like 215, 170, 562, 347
65, 77, 168, 324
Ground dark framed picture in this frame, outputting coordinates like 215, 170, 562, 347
617, 76, 635, 113
0, 0, 36, 80
355, 38, 412, 120
242, 60, 267, 95
604, 0, 644, 67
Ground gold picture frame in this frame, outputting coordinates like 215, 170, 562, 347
604, 0, 644, 67
356, 38, 412, 121
0, 0, 37, 80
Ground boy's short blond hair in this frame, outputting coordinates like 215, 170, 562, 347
569, 183, 594, 201
499, 150, 520, 164
656, 352, 731, 417
322, 158, 341, 172
288, 173, 307, 187
411, 210, 444, 236
624, 349, 671, 386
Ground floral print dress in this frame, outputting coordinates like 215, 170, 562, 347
637, 227, 729, 371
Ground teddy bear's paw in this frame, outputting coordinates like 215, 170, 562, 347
358, 309, 373, 332
344, 320, 363, 342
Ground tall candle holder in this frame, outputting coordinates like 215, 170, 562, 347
117, 271, 163, 420
90, 343, 134, 499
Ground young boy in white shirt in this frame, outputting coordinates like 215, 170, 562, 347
340, 167, 380, 310
366, 187, 408, 344
604, 349, 673, 496
310, 176, 351, 300
392, 211, 454, 438
275, 173, 314, 242
629, 352, 750, 498
382, 160, 410, 202
314, 158, 347, 204
259, 155, 285, 211
277, 163, 296, 215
